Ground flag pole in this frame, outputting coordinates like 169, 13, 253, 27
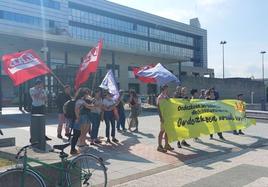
91, 71, 97, 92
49, 70, 65, 88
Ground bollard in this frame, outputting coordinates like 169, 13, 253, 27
30, 114, 46, 151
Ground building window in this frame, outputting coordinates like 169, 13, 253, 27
0, 10, 58, 30
18, 0, 60, 10
128, 66, 136, 78
128, 83, 140, 94
106, 64, 120, 78
48, 20, 55, 28
181, 72, 187, 76
147, 84, 157, 95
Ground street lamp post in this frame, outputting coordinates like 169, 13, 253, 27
261, 51, 266, 105
220, 41, 227, 79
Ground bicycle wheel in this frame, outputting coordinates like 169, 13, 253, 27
0, 168, 46, 187
66, 154, 107, 187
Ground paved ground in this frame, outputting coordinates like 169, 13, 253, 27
0, 107, 267, 186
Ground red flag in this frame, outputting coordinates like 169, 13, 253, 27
75, 40, 103, 90
133, 64, 157, 83
2, 49, 51, 86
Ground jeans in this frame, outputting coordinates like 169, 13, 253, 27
104, 111, 115, 139
116, 112, 126, 130
71, 129, 81, 151
90, 113, 101, 140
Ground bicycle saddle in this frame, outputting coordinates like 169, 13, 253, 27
53, 143, 70, 151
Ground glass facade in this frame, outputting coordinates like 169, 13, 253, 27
0, 10, 60, 29
68, 5, 198, 62
17, 0, 60, 10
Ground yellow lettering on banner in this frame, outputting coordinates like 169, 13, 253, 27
159, 99, 256, 143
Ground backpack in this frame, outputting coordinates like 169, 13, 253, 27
63, 99, 76, 119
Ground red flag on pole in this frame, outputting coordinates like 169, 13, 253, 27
133, 64, 157, 83
75, 40, 103, 90
1, 49, 51, 86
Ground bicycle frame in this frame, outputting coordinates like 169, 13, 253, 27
19, 150, 70, 187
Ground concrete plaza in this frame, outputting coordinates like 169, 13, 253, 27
0, 108, 267, 186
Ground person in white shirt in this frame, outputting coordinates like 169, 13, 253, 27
29, 78, 51, 141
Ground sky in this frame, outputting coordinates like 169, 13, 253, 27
108, 0, 268, 79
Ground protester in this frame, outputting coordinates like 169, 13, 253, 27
77, 88, 93, 147
207, 89, 225, 140
173, 86, 191, 148
90, 89, 103, 145
199, 89, 206, 99
56, 85, 72, 139
70, 88, 95, 155
190, 89, 202, 142
233, 94, 245, 135
29, 78, 51, 141
157, 85, 174, 152
102, 92, 119, 143
128, 89, 140, 132
116, 90, 127, 132
173, 86, 182, 98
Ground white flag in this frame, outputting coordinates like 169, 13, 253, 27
99, 70, 119, 100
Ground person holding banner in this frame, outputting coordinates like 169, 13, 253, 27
29, 78, 51, 141
207, 89, 225, 140
173, 86, 191, 148
233, 94, 245, 135
157, 85, 174, 153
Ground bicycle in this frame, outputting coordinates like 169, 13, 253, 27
0, 142, 107, 187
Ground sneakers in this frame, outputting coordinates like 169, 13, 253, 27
194, 138, 201, 142
219, 136, 225, 140
164, 144, 174, 151
177, 141, 182, 148
181, 140, 191, 147
239, 130, 245, 135
133, 128, 138, 132
106, 138, 111, 143
94, 139, 102, 144
45, 136, 52, 141
65, 133, 71, 138
157, 145, 167, 153
70, 149, 80, 155
233, 131, 239, 135
57, 134, 63, 139
112, 138, 119, 143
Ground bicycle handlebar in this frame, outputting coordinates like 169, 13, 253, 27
15, 142, 39, 159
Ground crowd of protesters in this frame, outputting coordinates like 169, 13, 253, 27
54, 84, 141, 155
29, 78, 245, 155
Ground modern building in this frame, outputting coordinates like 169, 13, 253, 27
0, 0, 214, 107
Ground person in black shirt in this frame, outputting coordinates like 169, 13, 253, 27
56, 85, 72, 139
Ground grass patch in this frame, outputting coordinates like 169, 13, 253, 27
0, 158, 14, 167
